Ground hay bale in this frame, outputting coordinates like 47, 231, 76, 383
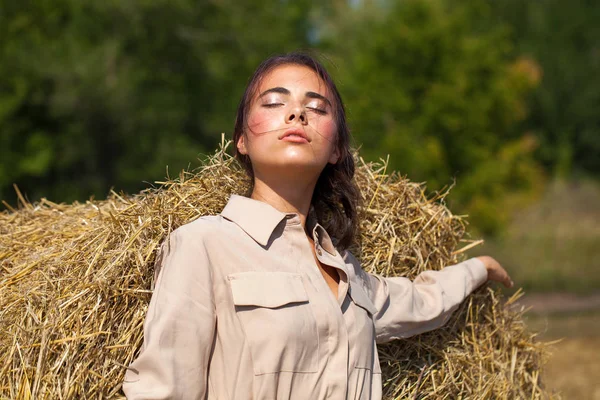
0, 143, 551, 399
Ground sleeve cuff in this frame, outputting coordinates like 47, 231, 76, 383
464, 257, 488, 292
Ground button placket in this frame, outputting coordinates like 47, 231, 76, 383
307, 223, 351, 398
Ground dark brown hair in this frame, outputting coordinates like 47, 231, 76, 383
233, 52, 361, 250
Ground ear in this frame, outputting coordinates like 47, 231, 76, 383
237, 134, 248, 155
328, 146, 341, 165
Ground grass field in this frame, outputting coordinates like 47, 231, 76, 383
468, 178, 600, 294
466, 178, 600, 398
526, 311, 600, 399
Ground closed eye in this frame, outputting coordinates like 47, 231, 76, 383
262, 103, 284, 108
307, 107, 327, 115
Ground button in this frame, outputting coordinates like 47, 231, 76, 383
316, 248, 323, 256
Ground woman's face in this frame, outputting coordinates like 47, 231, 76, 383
237, 64, 340, 179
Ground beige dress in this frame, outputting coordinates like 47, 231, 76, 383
123, 195, 487, 400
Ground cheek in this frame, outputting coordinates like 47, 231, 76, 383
247, 109, 279, 135
313, 118, 337, 142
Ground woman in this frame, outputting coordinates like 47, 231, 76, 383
122, 52, 513, 400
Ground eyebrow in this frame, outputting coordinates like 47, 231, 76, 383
259, 87, 332, 107
306, 91, 332, 107
259, 87, 290, 97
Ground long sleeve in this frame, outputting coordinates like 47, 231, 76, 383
123, 226, 216, 400
346, 255, 488, 344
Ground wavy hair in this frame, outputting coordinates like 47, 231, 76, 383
232, 52, 361, 250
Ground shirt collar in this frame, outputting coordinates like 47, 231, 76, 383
220, 194, 337, 254
221, 195, 288, 247
311, 224, 337, 255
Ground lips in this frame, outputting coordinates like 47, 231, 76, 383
279, 128, 310, 143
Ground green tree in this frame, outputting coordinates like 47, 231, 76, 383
321, 0, 544, 233
0, 0, 318, 205
488, 0, 600, 178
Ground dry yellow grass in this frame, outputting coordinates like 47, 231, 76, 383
0, 142, 552, 399
545, 336, 600, 400
525, 310, 600, 399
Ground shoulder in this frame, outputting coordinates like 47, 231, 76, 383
341, 249, 360, 266
152, 216, 233, 279
174, 215, 223, 237
168, 214, 246, 249
168, 215, 223, 244
340, 249, 367, 280
340, 249, 383, 290
154, 216, 220, 256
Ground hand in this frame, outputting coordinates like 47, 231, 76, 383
476, 256, 514, 288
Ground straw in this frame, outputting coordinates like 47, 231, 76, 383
0, 141, 552, 399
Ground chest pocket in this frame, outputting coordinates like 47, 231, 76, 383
348, 283, 381, 374
228, 272, 319, 375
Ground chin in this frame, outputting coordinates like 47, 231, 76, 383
253, 158, 326, 178
284, 151, 328, 165
279, 159, 325, 171
251, 149, 331, 175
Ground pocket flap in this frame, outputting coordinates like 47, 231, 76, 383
349, 283, 377, 315
228, 272, 308, 308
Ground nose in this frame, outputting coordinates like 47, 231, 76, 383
285, 107, 308, 125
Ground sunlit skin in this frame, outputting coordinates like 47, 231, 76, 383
236, 64, 513, 293
238, 64, 339, 184
237, 65, 339, 225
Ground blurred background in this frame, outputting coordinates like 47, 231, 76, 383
1, 0, 598, 397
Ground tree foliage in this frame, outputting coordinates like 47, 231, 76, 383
323, 0, 544, 232
488, 0, 600, 178
0, 0, 317, 203
0, 0, 597, 234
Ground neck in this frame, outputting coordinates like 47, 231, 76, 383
250, 174, 317, 229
